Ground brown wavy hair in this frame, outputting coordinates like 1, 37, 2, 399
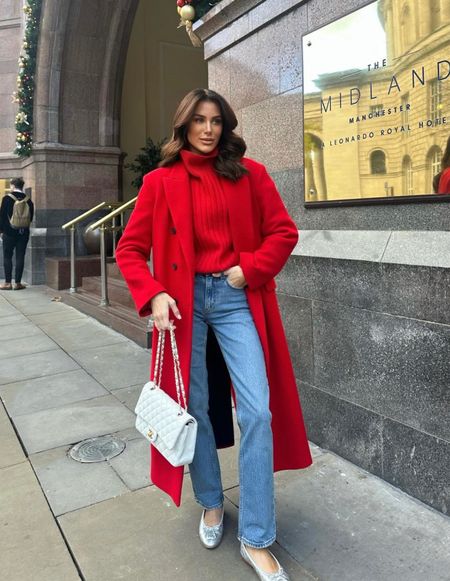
159, 88, 249, 181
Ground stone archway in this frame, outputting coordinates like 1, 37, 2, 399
20, 0, 139, 282
33, 0, 139, 205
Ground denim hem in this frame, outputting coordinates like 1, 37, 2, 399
194, 497, 224, 511
238, 535, 276, 549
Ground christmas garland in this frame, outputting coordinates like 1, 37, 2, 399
13, 0, 43, 158
177, 0, 220, 46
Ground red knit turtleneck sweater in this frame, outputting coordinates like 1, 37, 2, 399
179, 147, 238, 273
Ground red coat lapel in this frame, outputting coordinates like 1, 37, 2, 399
163, 164, 195, 273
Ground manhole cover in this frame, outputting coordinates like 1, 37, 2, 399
69, 435, 126, 463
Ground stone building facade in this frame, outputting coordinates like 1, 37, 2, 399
0, 0, 448, 514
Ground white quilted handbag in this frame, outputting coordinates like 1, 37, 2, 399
135, 323, 197, 467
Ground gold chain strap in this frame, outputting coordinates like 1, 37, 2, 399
151, 322, 187, 411
152, 326, 165, 387
169, 324, 188, 411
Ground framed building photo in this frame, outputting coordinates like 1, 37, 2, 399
302, 0, 450, 205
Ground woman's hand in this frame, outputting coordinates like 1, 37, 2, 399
224, 265, 247, 289
150, 292, 181, 331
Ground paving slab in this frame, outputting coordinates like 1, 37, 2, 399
70, 341, 150, 390
8, 296, 70, 316
58, 478, 313, 581
30, 444, 130, 516
112, 383, 143, 412
0, 461, 80, 581
108, 436, 152, 490
0, 402, 25, 469
0, 333, 59, 360
111, 425, 144, 442
0, 301, 18, 316
14, 394, 136, 454
0, 349, 80, 385
0, 321, 46, 340
38, 316, 129, 352
0, 368, 109, 417
0, 313, 28, 327
1, 285, 52, 300
28, 308, 88, 325
227, 452, 450, 581
216, 445, 240, 492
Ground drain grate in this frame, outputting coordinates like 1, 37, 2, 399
69, 435, 126, 463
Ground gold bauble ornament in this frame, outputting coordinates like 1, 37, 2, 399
180, 5, 195, 21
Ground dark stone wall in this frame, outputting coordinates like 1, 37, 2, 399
277, 256, 450, 515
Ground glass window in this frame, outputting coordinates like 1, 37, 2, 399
401, 93, 409, 127
427, 146, 442, 191
431, 149, 441, 177
402, 156, 413, 195
429, 79, 443, 119
370, 150, 386, 174
370, 104, 384, 115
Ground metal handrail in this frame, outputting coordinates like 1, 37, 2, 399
73, 196, 137, 307
83, 196, 137, 307
62, 201, 121, 294
61, 198, 135, 297
86, 196, 137, 232
61, 202, 118, 230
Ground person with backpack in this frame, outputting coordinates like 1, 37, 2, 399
0, 177, 34, 290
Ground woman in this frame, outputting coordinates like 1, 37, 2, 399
116, 88, 312, 580
438, 136, 450, 194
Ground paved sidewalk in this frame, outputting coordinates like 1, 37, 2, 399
0, 286, 449, 581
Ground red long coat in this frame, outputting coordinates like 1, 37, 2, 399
116, 156, 312, 506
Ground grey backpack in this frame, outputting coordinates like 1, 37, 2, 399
7, 193, 31, 229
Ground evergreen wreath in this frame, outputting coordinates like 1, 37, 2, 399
176, 0, 220, 46
13, 0, 43, 158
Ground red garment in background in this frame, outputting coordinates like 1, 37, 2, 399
438, 167, 450, 194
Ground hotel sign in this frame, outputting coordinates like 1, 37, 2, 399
302, 0, 450, 204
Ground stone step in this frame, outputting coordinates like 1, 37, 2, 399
46, 255, 114, 291
62, 289, 152, 349
81, 276, 135, 309
107, 262, 122, 279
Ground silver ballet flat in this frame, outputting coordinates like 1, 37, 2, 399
199, 508, 224, 549
240, 543, 290, 580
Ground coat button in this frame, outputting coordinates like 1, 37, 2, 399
172, 263, 178, 270
170, 227, 176, 234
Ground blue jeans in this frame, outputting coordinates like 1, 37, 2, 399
188, 273, 276, 548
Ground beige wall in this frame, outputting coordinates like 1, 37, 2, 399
0, 178, 10, 201
120, 0, 208, 200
